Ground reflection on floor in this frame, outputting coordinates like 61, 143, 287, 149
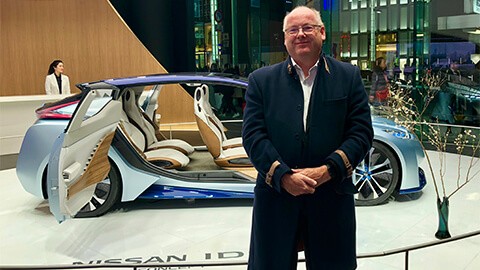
0, 151, 479, 269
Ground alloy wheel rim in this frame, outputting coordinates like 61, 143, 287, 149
79, 178, 111, 212
354, 147, 394, 201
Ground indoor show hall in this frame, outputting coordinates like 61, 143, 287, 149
1, 0, 480, 269
0, 152, 479, 269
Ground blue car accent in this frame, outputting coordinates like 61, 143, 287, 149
138, 185, 255, 199
399, 168, 427, 194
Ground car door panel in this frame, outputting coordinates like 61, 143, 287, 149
66, 131, 115, 199
47, 89, 120, 222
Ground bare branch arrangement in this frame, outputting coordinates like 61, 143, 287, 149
378, 71, 479, 201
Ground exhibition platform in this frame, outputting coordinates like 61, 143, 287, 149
0, 151, 479, 269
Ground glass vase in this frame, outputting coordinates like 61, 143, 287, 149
435, 197, 451, 239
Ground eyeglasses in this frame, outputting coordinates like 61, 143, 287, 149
284, 24, 322, 36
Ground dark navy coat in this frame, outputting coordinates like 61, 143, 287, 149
242, 54, 373, 269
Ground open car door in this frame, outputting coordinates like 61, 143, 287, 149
47, 88, 121, 222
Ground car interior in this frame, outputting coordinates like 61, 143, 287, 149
194, 84, 252, 167
195, 84, 243, 149
117, 112, 190, 169
100, 82, 257, 180
123, 88, 195, 155
140, 84, 162, 121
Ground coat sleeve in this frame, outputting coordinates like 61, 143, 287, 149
242, 72, 292, 193
326, 66, 373, 182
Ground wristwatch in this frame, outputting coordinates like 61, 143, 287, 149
325, 161, 337, 180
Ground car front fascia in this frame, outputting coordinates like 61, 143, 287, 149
373, 125, 425, 192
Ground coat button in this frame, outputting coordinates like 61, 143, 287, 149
295, 133, 300, 139
297, 104, 302, 111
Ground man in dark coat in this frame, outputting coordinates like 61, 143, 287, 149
242, 6, 373, 269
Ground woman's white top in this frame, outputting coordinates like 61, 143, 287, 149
45, 73, 71, 95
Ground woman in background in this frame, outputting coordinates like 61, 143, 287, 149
45, 60, 71, 95
370, 57, 389, 105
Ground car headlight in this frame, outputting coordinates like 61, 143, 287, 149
383, 128, 414, 140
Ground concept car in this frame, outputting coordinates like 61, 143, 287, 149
16, 74, 426, 222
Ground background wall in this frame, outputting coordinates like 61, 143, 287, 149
110, 0, 196, 73
0, 0, 166, 96
0, 0, 195, 121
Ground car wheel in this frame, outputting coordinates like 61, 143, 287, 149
353, 141, 400, 206
75, 159, 122, 218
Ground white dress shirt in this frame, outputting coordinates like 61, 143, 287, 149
291, 58, 319, 131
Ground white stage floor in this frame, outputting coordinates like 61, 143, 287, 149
0, 151, 479, 269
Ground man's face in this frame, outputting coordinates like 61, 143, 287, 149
284, 8, 326, 62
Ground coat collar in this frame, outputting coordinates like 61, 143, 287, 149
286, 51, 330, 77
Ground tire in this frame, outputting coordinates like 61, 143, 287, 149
353, 141, 400, 206
75, 159, 122, 218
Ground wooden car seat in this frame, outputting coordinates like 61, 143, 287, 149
123, 89, 195, 155
197, 84, 242, 149
194, 86, 252, 167
118, 110, 189, 169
